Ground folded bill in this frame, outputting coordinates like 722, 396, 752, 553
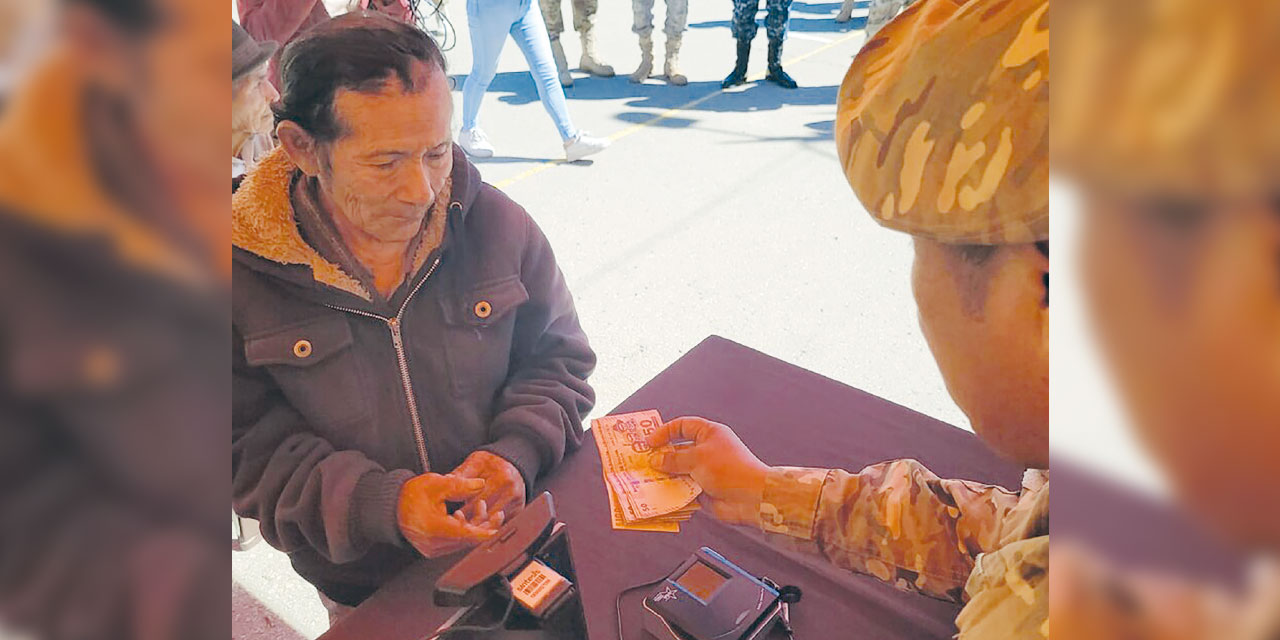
592, 409, 702, 532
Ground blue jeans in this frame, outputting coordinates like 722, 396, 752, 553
462, 0, 579, 141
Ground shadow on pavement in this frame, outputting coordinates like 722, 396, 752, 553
456, 73, 838, 113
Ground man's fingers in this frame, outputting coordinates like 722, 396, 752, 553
647, 417, 712, 449
649, 446, 699, 475
438, 476, 487, 501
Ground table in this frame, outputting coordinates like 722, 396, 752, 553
321, 335, 1026, 640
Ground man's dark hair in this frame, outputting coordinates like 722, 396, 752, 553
65, 0, 160, 33
273, 12, 447, 144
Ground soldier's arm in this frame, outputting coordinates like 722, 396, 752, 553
757, 459, 1023, 602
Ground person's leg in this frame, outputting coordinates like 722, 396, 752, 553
662, 0, 690, 85
723, 0, 759, 88
864, 0, 905, 37
573, 0, 614, 75
835, 0, 857, 22
730, 0, 761, 43
630, 0, 657, 82
764, 0, 796, 88
461, 0, 516, 133
541, 0, 575, 86
510, 0, 579, 141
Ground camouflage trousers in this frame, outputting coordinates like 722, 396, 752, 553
864, 0, 919, 38
539, 0, 597, 37
633, 0, 689, 39
731, 0, 794, 42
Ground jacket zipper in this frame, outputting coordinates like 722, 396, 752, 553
325, 254, 442, 472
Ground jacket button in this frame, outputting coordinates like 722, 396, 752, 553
293, 339, 313, 359
474, 301, 492, 319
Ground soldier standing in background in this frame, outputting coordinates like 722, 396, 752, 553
541, 0, 614, 87
722, 0, 797, 89
628, 0, 689, 86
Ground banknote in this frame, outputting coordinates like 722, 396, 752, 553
592, 410, 702, 530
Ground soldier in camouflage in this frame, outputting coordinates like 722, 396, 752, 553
722, 0, 798, 89
541, 0, 614, 87
628, 0, 690, 86
650, 0, 1050, 637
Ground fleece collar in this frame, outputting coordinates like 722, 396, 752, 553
0, 47, 204, 284
231, 146, 473, 301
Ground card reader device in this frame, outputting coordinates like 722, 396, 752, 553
640, 547, 790, 640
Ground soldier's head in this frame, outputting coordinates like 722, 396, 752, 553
274, 12, 453, 246
836, 0, 1049, 468
1056, 0, 1280, 546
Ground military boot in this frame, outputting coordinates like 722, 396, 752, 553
578, 25, 615, 77
765, 38, 797, 88
549, 37, 574, 87
721, 38, 751, 88
630, 34, 655, 83
663, 35, 688, 86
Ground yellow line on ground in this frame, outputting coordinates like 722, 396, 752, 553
492, 29, 865, 190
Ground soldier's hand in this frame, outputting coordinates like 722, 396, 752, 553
396, 473, 502, 559
646, 417, 769, 526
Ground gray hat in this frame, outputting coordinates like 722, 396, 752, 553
233, 21, 277, 82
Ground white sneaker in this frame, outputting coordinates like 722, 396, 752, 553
563, 133, 609, 162
458, 128, 495, 158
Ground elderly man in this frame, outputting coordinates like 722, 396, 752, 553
232, 21, 279, 191
648, 1, 1049, 636
231, 12, 596, 616
0, 0, 228, 637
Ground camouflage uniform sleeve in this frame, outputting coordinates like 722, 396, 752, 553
757, 459, 1024, 602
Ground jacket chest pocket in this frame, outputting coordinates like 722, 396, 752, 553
243, 315, 373, 432
439, 276, 529, 398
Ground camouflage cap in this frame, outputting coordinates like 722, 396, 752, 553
835, 0, 1048, 245
1054, 0, 1280, 198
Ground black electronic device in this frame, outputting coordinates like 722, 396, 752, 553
640, 547, 783, 640
428, 492, 586, 640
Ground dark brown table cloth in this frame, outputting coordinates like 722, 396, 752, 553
321, 335, 1027, 640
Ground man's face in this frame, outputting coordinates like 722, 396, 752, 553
232, 67, 278, 139
312, 65, 453, 245
1082, 198, 1280, 546
912, 237, 1050, 468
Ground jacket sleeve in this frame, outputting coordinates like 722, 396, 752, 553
232, 325, 413, 563
0, 376, 226, 640
756, 459, 1024, 603
479, 213, 596, 489
237, 0, 323, 45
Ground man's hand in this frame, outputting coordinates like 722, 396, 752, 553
449, 451, 526, 521
397, 473, 503, 558
646, 417, 770, 526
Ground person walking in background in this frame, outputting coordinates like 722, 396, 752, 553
722, 0, 796, 89
629, 0, 689, 86
238, 0, 413, 87
232, 22, 279, 191
459, 0, 609, 161
540, 0, 614, 87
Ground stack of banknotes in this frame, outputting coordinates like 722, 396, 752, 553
591, 410, 702, 533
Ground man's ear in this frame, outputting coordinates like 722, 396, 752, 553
276, 121, 323, 177
1013, 242, 1051, 352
